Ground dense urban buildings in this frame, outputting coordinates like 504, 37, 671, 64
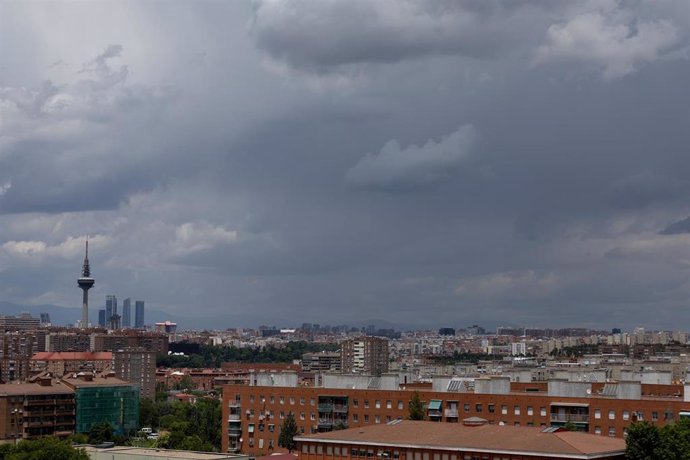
29, 351, 113, 377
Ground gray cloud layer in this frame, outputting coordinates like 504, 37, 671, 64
1, 0, 689, 330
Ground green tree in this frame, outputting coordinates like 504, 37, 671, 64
562, 421, 579, 431
140, 398, 160, 429
88, 422, 114, 445
408, 391, 425, 421
4, 438, 89, 460
278, 412, 299, 453
625, 421, 661, 460
658, 418, 690, 460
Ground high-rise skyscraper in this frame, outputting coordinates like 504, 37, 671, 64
122, 298, 131, 328
98, 309, 106, 327
135, 301, 145, 328
105, 295, 118, 329
77, 240, 95, 328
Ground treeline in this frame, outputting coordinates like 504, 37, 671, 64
0, 438, 88, 460
157, 341, 339, 368
139, 397, 221, 451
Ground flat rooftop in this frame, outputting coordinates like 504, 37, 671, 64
0, 382, 74, 396
61, 376, 132, 388
82, 446, 251, 460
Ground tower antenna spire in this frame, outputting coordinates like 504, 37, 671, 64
78, 236, 95, 328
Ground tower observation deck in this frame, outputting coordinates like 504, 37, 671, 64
77, 240, 95, 328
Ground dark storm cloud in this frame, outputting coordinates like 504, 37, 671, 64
2, 1, 690, 329
345, 125, 477, 191
660, 217, 690, 235
249, 0, 548, 72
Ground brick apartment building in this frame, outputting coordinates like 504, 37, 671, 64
296, 421, 626, 460
0, 379, 76, 441
221, 374, 690, 455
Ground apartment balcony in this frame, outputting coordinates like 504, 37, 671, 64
318, 403, 333, 412
228, 401, 241, 408
444, 409, 459, 418
551, 414, 590, 423
228, 414, 242, 422
428, 410, 442, 418
24, 400, 55, 407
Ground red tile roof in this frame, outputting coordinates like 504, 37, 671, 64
296, 421, 625, 459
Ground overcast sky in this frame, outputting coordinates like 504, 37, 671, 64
1, 0, 690, 330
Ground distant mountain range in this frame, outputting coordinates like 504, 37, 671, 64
0, 300, 504, 332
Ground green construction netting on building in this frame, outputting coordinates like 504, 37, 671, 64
74, 385, 139, 435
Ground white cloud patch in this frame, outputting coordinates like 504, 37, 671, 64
173, 222, 238, 256
0, 181, 11, 196
346, 124, 477, 191
535, 7, 680, 79
0, 234, 109, 259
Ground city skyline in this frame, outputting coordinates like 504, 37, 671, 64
1, 1, 690, 330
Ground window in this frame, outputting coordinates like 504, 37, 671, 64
386, 400, 392, 409
353, 414, 359, 422
310, 413, 315, 421
398, 400, 404, 410
375, 415, 381, 424
300, 397, 305, 405
664, 411, 674, 421
594, 409, 601, 419
335, 447, 341, 456
250, 395, 255, 403
623, 411, 630, 421
540, 407, 546, 417
475, 404, 482, 413
309, 445, 316, 454
280, 411, 285, 419
527, 406, 533, 416
608, 410, 615, 420
327, 446, 333, 455
501, 405, 508, 415
260, 395, 265, 403
302, 445, 308, 454
270, 396, 275, 404
386, 415, 392, 422
290, 397, 295, 405
595, 426, 601, 435
269, 410, 274, 419
353, 399, 359, 408
488, 404, 495, 414
637, 412, 644, 421
652, 411, 658, 422
364, 400, 370, 408
375, 400, 381, 409
464, 404, 470, 413
514, 422, 520, 426
364, 415, 369, 423
268, 424, 274, 432
317, 446, 323, 455
300, 412, 305, 420
514, 406, 520, 415
279, 396, 285, 404
310, 398, 315, 406
608, 427, 616, 437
